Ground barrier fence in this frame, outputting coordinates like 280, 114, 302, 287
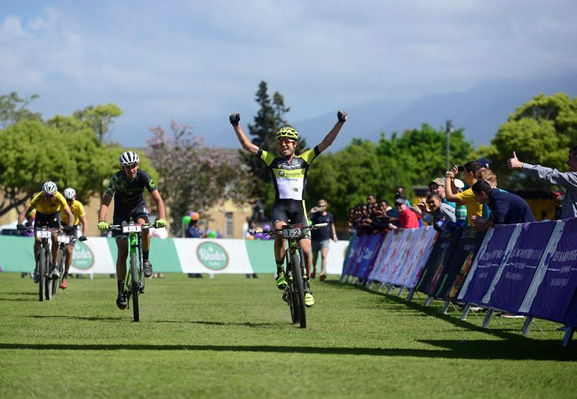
340, 218, 577, 346
0, 236, 350, 276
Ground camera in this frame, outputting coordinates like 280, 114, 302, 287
456, 165, 465, 172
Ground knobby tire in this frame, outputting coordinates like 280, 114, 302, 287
292, 250, 307, 328
130, 253, 140, 322
38, 247, 46, 302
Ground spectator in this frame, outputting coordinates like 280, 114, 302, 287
445, 161, 484, 226
419, 193, 456, 232
371, 200, 393, 233
308, 199, 338, 281
471, 180, 535, 232
366, 194, 377, 205
390, 197, 419, 231
507, 148, 577, 219
185, 213, 204, 238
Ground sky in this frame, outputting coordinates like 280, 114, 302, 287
1, 0, 576, 149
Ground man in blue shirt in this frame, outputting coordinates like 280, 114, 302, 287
470, 180, 535, 231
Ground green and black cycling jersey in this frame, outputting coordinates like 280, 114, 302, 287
258, 146, 320, 201
105, 169, 157, 222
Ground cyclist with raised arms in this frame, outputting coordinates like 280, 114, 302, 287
229, 110, 347, 307
97, 151, 167, 310
17, 181, 75, 282
58, 188, 88, 289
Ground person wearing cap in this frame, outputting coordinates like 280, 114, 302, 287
185, 212, 204, 238
507, 147, 577, 219
445, 162, 484, 226
390, 197, 419, 230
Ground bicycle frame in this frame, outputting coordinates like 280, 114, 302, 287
109, 221, 147, 322
35, 227, 54, 302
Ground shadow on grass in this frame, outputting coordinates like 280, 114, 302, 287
155, 319, 283, 327
30, 315, 123, 321
323, 281, 567, 340
0, 341, 575, 360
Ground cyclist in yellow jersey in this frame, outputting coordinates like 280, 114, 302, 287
229, 110, 347, 307
58, 188, 88, 289
17, 181, 75, 282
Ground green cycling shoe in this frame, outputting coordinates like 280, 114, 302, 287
276, 272, 287, 290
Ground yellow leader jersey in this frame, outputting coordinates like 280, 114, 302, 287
60, 200, 85, 226
29, 191, 68, 215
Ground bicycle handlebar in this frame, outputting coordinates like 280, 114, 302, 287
250, 223, 328, 239
108, 223, 152, 233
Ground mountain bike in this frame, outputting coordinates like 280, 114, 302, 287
54, 231, 84, 293
262, 223, 327, 328
108, 221, 149, 322
34, 227, 55, 302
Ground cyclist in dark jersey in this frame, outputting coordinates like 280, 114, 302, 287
97, 151, 167, 310
229, 111, 347, 307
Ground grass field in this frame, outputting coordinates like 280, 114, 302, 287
1, 272, 576, 399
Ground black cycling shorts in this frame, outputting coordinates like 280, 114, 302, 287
112, 204, 150, 238
35, 211, 61, 230
272, 199, 309, 229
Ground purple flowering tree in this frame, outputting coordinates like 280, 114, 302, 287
146, 121, 253, 235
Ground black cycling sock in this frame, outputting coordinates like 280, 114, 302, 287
118, 281, 124, 293
143, 251, 149, 262
276, 260, 284, 274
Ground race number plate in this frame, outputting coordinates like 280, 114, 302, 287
282, 228, 299, 239
122, 225, 142, 233
58, 235, 71, 244
36, 230, 51, 239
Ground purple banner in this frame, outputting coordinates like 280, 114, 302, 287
482, 220, 556, 312
457, 224, 519, 305
348, 235, 369, 277
342, 235, 361, 276
368, 231, 397, 282
354, 234, 385, 280
528, 218, 577, 323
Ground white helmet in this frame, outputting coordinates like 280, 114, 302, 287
42, 181, 58, 195
119, 151, 140, 167
63, 187, 76, 200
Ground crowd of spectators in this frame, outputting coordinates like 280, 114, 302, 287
347, 148, 577, 237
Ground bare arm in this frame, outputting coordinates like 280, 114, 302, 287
317, 111, 347, 153
331, 222, 338, 242
79, 214, 87, 236
444, 166, 460, 202
229, 113, 259, 155
151, 190, 166, 220
98, 195, 112, 222
64, 207, 74, 227
17, 206, 33, 225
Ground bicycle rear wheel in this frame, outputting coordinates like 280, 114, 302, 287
45, 253, 54, 301
38, 248, 46, 302
130, 254, 140, 322
291, 250, 307, 328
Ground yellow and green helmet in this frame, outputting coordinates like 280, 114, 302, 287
276, 126, 299, 141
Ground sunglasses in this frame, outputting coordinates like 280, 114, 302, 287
278, 138, 295, 145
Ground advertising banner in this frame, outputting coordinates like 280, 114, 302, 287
416, 229, 460, 296
520, 218, 577, 323
390, 227, 438, 288
376, 228, 413, 284
482, 220, 557, 312
341, 235, 363, 277
457, 224, 520, 305
367, 231, 396, 282
354, 234, 385, 280
438, 228, 486, 301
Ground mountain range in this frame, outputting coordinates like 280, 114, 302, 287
293, 75, 577, 152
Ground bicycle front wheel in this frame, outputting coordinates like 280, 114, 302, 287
130, 254, 140, 322
38, 247, 46, 302
291, 250, 307, 328
53, 249, 65, 296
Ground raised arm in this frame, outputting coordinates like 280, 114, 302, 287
229, 113, 259, 155
317, 111, 347, 153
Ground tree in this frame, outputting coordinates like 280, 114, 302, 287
0, 91, 42, 129
49, 103, 122, 144
243, 82, 307, 206
146, 121, 253, 235
306, 124, 474, 225
0, 120, 73, 216
478, 93, 577, 190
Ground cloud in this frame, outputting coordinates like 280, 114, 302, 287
0, 0, 576, 147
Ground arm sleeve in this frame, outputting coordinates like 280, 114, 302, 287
522, 164, 577, 192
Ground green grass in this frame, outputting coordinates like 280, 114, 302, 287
0, 273, 576, 399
